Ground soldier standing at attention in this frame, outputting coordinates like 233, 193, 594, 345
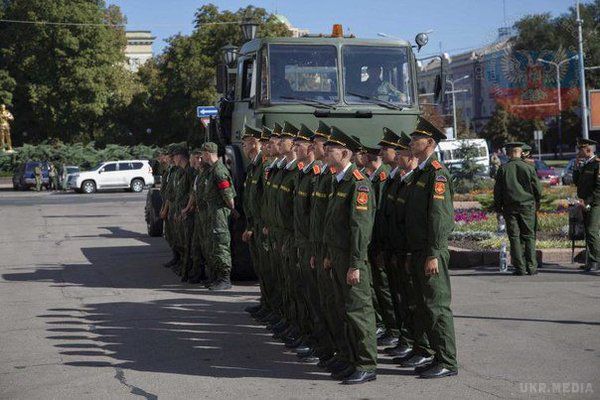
160, 148, 180, 270
493, 142, 542, 276
240, 125, 267, 308
180, 149, 206, 284
402, 117, 457, 379
572, 138, 600, 272
322, 127, 377, 385
199, 142, 237, 290
170, 146, 195, 281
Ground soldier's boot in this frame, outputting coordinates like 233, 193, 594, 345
209, 273, 232, 291
164, 250, 180, 268
584, 261, 599, 272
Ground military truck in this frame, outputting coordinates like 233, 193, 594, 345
145, 24, 444, 279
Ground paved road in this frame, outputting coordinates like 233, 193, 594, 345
1, 190, 599, 400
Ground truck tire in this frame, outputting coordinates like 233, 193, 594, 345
224, 144, 255, 280
145, 188, 163, 237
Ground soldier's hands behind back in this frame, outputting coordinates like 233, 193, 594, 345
323, 257, 332, 270
346, 268, 360, 285
309, 255, 315, 269
425, 257, 439, 277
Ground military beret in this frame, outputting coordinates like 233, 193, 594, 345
411, 117, 446, 143
577, 138, 597, 147
379, 127, 401, 148
201, 142, 218, 153
241, 124, 262, 140
295, 124, 314, 142
326, 126, 362, 152
280, 121, 299, 139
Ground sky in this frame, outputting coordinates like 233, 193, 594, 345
107, 0, 577, 57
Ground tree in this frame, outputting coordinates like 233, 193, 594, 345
0, 0, 133, 144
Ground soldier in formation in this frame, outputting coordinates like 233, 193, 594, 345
238, 117, 458, 383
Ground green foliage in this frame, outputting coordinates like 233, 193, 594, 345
0, 143, 159, 172
451, 142, 486, 194
454, 218, 498, 233
0, 1, 135, 144
480, 106, 546, 150
479, 237, 582, 250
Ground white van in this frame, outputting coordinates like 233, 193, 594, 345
73, 160, 154, 194
435, 139, 490, 175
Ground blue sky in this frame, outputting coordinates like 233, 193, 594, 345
108, 0, 577, 57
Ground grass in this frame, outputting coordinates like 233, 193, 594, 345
478, 237, 584, 250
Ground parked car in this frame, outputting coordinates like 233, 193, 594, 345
61, 165, 80, 189
561, 158, 576, 185
12, 162, 50, 190
534, 160, 560, 185
72, 160, 154, 194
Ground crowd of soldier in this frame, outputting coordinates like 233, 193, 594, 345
237, 118, 457, 384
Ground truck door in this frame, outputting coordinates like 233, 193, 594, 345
230, 54, 257, 142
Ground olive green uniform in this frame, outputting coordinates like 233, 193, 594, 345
573, 157, 600, 265
191, 168, 208, 280
172, 165, 195, 277
323, 164, 377, 373
405, 155, 457, 371
198, 159, 236, 282
161, 166, 177, 251
309, 163, 345, 358
368, 164, 399, 338
34, 166, 42, 191
493, 158, 542, 274
243, 153, 268, 305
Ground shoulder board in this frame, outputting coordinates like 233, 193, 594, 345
431, 160, 442, 170
297, 162, 305, 170
379, 171, 387, 181
353, 169, 365, 180
313, 164, 321, 175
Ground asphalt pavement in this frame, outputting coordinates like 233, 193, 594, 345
0, 189, 599, 400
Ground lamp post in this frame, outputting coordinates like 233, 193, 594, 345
446, 75, 470, 138
240, 19, 259, 41
576, 1, 589, 139
538, 55, 577, 158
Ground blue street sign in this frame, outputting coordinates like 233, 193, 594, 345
196, 106, 218, 118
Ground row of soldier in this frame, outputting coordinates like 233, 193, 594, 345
237, 118, 458, 384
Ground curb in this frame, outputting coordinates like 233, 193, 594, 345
449, 246, 586, 269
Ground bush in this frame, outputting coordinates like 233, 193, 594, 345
0, 142, 161, 172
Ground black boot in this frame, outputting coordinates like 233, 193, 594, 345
209, 278, 232, 291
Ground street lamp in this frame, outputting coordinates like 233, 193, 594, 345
240, 19, 259, 41
221, 44, 239, 67
446, 75, 470, 138
537, 55, 577, 157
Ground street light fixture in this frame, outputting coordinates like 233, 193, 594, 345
446, 75, 470, 138
537, 55, 577, 157
221, 44, 239, 67
240, 19, 259, 41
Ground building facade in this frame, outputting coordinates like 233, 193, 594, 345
125, 31, 156, 72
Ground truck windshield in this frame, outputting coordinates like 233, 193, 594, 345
267, 45, 338, 104
343, 45, 412, 106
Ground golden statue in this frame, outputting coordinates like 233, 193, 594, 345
0, 104, 14, 152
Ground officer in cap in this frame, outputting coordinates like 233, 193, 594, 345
493, 142, 542, 276
401, 117, 458, 378
322, 126, 377, 384
573, 138, 600, 271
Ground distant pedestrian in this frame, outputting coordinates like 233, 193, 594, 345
34, 164, 43, 191
49, 164, 58, 191
60, 163, 68, 191
490, 151, 501, 177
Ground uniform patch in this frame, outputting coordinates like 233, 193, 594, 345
217, 180, 231, 190
357, 185, 370, 193
379, 171, 387, 181
357, 192, 369, 205
355, 205, 368, 211
353, 169, 365, 180
433, 195, 445, 200
329, 167, 337, 174
435, 175, 448, 182
432, 160, 442, 170
313, 164, 321, 175
297, 162, 305, 170
434, 182, 446, 195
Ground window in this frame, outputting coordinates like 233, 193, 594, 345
103, 163, 117, 172
267, 44, 338, 103
118, 162, 133, 171
343, 45, 412, 105
241, 58, 255, 100
132, 162, 144, 170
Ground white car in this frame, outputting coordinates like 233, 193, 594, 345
73, 160, 154, 194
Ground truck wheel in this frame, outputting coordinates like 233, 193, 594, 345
145, 189, 163, 237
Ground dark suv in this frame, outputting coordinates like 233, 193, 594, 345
12, 162, 50, 190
